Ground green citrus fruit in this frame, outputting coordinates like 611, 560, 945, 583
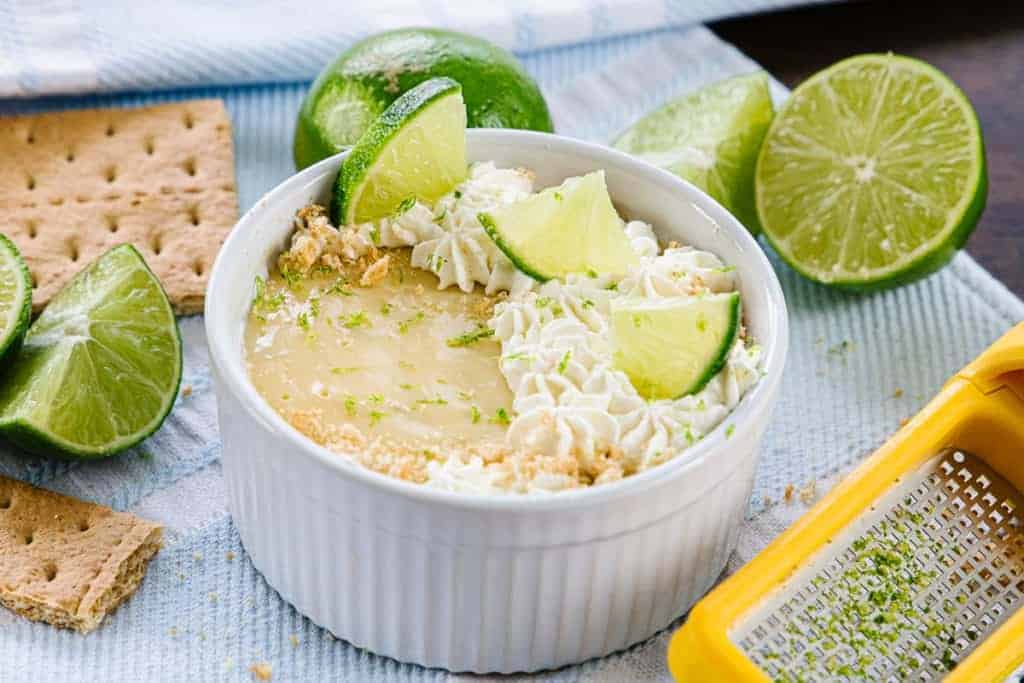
294, 27, 554, 170
0, 245, 182, 458
756, 54, 986, 290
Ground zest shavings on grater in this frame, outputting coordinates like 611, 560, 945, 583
735, 449, 1022, 681
668, 323, 1024, 682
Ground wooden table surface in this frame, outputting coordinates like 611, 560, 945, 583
711, 0, 1024, 299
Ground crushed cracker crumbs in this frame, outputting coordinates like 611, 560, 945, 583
783, 484, 795, 504
289, 634, 300, 648
249, 662, 272, 681
180, 384, 193, 397
226, 551, 236, 561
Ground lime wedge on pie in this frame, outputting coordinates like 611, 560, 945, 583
614, 73, 774, 234
755, 54, 986, 290
0, 234, 32, 365
0, 245, 182, 458
479, 170, 639, 281
333, 77, 468, 225
611, 292, 740, 400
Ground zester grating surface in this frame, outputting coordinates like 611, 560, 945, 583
734, 450, 1024, 681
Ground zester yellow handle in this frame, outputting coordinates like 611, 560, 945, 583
958, 322, 1024, 400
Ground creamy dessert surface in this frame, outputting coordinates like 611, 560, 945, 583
243, 163, 763, 494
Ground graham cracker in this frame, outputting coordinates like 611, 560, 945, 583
0, 99, 238, 314
0, 475, 162, 633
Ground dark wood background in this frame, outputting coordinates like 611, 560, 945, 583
711, 0, 1023, 299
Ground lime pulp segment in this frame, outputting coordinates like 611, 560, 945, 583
479, 170, 639, 281
611, 292, 741, 400
755, 54, 986, 290
614, 72, 774, 234
0, 245, 182, 458
0, 234, 32, 365
333, 77, 468, 225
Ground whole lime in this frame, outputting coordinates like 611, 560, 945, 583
294, 28, 554, 169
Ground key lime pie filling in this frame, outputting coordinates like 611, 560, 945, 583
244, 162, 763, 494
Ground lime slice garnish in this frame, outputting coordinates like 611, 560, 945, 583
613, 73, 774, 234
294, 27, 553, 170
332, 77, 468, 225
479, 170, 639, 281
0, 234, 32, 365
611, 292, 740, 400
0, 245, 182, 458
755, 54, 986, 290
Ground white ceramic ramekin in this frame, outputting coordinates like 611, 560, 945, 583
206, 130, 788, 674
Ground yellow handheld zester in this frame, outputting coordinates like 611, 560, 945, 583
669, 322, 1024, 682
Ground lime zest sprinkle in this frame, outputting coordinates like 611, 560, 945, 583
586, 267, 599, 278
490, 407, 511, 425
380, 302, 392, 316
280, 266, 303, 289
398, 311, 425, 334
326, 276, 353, 296
331, 366, 361, 375
369, 410, 386, 425
368, 393, 385, 405
431, 254, 447, 273
725, 424, 735, 438
396, 196, 416, 215
343, 395, 358, 416
557, 350, 572, 374
340, 311, 371, 328
252, 275, 285, 320
446, 326, 495, 347
470, 405, 481, 424
453, 189, 462, 199
415, 397, 448, 407
433, 207, 447, 224
581, 298, 595, 309
399, 383, 415, 390
369, 223, 381, 245
503, 351, 533, 362
297, 311, 311, 330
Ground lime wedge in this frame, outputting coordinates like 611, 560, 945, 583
613, 73, 774, 234
332, 77, 467, 225
756, 54, 986, 290
0, 234, 31, 365
0, 245, 181, 458
611, 292, 740, 400
479, 170, 639, 281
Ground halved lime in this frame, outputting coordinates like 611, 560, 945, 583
479, 170, 639, 281
756, 54, 987, 290
332, 77, 467, 225
0, 245, 181, 458
294, 27, 553, 170
614, 73, 774, 234
0, 234, 31, 365
611, 292, 740, 400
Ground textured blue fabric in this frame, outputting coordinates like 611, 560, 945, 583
0, 19, 1022, 683
0, 0, 838, 97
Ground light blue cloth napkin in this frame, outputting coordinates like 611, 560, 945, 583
0, 0, 836, 97
1, 8, 1022, 683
